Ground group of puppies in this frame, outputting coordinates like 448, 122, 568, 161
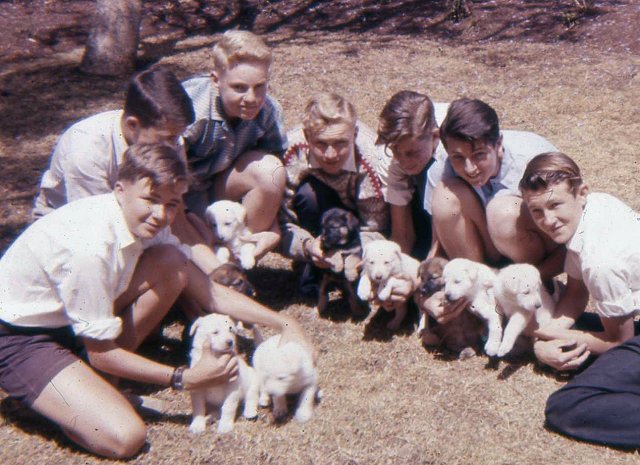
197, 201, 557, 433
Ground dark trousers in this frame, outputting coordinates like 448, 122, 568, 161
545, 333, 640, 448
293, 175, 354, 236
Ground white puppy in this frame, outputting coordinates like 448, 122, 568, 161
205, 200, 256, 269
442, 258, 502, 357
189, 314, 260, 434
252, 335, 319, 423
357, 239, 420, 330
494, 264, 555, 357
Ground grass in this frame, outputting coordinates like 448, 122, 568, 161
1, 26, 640, 465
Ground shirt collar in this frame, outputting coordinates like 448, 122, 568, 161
108, 193, 139, 251
112, 110, 128, 162
566, 196, 589, 253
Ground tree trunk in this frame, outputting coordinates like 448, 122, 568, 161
80, 0, 142, 76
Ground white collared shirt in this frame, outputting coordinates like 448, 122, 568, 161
33, 110, 128, 217
0, 193, 187, 340
565, 193, 640, 318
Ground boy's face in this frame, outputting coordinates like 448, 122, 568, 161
523, 181, 588, 245
124, 117, 186, 148
305, 122, 357, 175
213, 61, 269, 120
114, 177, 186, 239
391, 129, 439, 175
445, 136, 502, 187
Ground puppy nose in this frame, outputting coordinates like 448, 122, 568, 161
535, 302, 542, 309
226, 339, 234, 349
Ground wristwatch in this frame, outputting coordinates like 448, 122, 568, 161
170, 365, 187, 390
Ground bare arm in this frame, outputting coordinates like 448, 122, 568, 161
82, 338, 238, 391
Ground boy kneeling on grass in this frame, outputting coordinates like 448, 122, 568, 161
518, 152, 640, 448
0, 143, 311, 459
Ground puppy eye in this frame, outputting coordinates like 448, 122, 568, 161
454, 279, 461, 284
523, 290, 530, 295
213, 330, 219, 335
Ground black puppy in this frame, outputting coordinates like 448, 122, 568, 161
317, 207, 365, 315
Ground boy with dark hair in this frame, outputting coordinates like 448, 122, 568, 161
0, 143, 311, 458
427, 98, 560, 277
33, 64, 194, 217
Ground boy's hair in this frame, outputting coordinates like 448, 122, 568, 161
212, 30, 272, 72
118, 143, 189, 190
123, 65, 195, 129
439, 98, 500, 148
376, 90, 437, 148
519, 151, 584, 195
302, 93, 357, 138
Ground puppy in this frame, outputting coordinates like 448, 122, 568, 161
210, 262, 256, 297
442, 258, 502, 357
415, 257, 483, 359
493, 263, 555, 357
205, 200, 256, 269
317, 207, 363, 315
357, 239, 420, 330
252, 335, 319, 423
188, 314, 260, 434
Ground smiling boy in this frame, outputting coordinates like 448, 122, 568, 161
181, 30, 287, 258
279, 93, 389, 293
514, 152, 640, 449
518, 152, 639, 370
0, 143, 312, 458
427, 98, 560, 278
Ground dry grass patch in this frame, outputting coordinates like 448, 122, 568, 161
1, 29, 640, 464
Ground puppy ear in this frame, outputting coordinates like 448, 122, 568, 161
189, 317, 202, 337
346, 211, 359, 231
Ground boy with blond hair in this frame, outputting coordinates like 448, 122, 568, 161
0, 143, 311, 458
182, 30, 287, 258
279, 92, 389, 294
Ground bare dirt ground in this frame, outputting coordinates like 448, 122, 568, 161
1, 1, 640, 464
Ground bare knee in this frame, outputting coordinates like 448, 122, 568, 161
87, 416, 147, 459
432, 181, 465, 222
486, 196, 521, 246
248, 152, 286, 195
143, 244, 189, 288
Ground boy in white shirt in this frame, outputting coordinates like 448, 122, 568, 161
517, 151, 640, 448
0, 143, 311, 458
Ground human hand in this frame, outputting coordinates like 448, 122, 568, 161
184, 343, 239, 390
374, 275, 415, 310
533, 339, 590, 371
422, 291, 468, 324
304, 236, 331, 269
243, 230, 280, 260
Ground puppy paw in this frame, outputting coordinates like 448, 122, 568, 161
458, 347, 477, 360
216, 421, 235, 434
243, 405, 258, 419
293, 407, 313, 423
484, 340, 500, 357
259, 392, 271, 407
240, 255, 256, 270
189, 416, 207, 435
496, 343, 512, 358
